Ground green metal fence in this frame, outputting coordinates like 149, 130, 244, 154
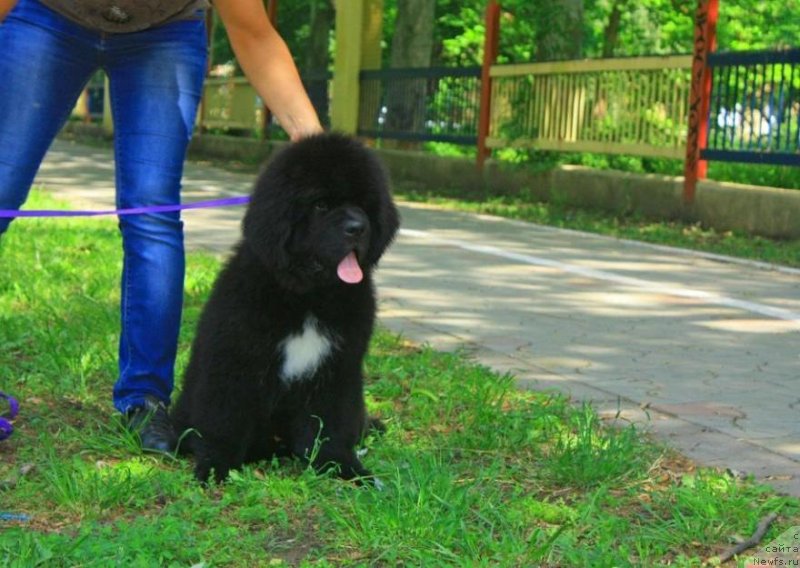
358, 67, 481, 144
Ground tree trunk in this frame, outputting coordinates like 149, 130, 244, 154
602, 0, 627, 58
385, 0, 436, 147
306, 0, 334, 72
390, 0, 436, 68
535, 0, 584, 61
305, 0, 334, 126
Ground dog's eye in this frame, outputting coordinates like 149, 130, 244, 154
313, 202, 329, 213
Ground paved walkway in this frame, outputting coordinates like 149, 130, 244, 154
33, 139, 800, 496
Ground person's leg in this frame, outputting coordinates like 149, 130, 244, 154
104, 18, 207, 416
0, 0, 99, 236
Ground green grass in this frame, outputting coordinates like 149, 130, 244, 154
1, 191, 798, 566
396, 187, 800, 269
422, 142, 800, 190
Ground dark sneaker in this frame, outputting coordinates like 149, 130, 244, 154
126, 396, 177, 453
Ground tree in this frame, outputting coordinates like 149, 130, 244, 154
716, 0, 800, 51
534, 0, 584, 61
601, 0, 629, 58
389, 0, 437, 68
305, 0, 334, 72
304, 0, 334, 124
385, 0, 437, 140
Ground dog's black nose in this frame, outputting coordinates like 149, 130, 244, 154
344, 217, 366, 237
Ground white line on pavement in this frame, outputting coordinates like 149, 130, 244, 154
399, 228, 800, 325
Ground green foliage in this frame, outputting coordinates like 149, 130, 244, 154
707, 161, 800, 190
556, 153, 800, 190
717, 0, 800, 51
584, 0, 695, 57
210, 1, 800, 74
435, 3, 486, 65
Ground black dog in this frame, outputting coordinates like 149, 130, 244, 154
172, 133, 399, 484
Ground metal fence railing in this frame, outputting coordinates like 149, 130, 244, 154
487, 55, 693, 159
70, 49, 800, 172
703, 48, 800, 166
358, 66, 481, 145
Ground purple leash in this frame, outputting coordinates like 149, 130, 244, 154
0, 195, 251, 218
0, 392, 19, 441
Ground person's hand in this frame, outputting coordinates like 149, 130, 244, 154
288, 119, 324, 142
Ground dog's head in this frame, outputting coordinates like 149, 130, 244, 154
243, 133, 399, 291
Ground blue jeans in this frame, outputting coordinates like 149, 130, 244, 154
0, 0, 208, 413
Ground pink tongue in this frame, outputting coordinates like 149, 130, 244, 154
337, 252, 363, 284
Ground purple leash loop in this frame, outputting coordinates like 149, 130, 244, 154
0, 392, 19, 441
0, 394, 31, 521
0, 195, 251, 218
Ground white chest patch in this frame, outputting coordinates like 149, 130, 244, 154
279, 316, 335, 384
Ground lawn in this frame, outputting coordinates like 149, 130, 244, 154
0, 191, 798, 566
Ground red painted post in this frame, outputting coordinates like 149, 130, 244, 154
477, 0, 501, 172
683, 0, 719, 203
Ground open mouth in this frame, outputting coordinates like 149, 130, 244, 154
337, 250, 363, 284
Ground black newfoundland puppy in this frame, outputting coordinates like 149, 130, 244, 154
172, 133, 399, 484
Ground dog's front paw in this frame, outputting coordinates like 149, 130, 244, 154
194, 457, 230, 485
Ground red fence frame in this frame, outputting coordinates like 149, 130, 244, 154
477, 0, 501, 171
683, 0, 719, 203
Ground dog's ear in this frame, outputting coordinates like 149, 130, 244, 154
242, 172, 293, 271
368, 195, 400, 266
366, 161, 401, 267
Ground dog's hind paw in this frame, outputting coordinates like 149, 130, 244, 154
365, 416, 386, 436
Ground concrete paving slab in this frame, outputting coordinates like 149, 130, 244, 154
30, 139, 800, 496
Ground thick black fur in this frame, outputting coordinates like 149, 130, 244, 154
172, 133, 399, 484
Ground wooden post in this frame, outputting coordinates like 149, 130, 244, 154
477, 0, 501, 172
358, 0, 384, 131
331, 0, 382, 134
331, 0, 365, 134
683, 0, 718, 203
360, 0, 383, 71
